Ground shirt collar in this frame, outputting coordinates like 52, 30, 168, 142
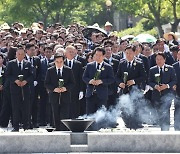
96, 61, 104, 68
108, 56, 113, 62
127, 59, 134, 65
74, 55, 78, 60
67, 59, 73, 63
56, 66, 63, 72
158, 65, 165, 70
17, 59, 24, 64
26, 54, 31, 59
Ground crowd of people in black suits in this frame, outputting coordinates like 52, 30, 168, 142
0, 21, 180, 132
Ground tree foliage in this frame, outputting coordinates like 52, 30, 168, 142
113, 0, 180, 36
0, 0, 179, 35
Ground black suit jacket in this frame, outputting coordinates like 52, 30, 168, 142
76, 55, 87, 67
148, 64, 177, 101
64, 59, 83, 93
83, 61, 115, 100
116, 59, 146, 93
45, 65, 75, 103
149, 52, 175, 67
104, 58, 119, 95
112, 54, 121, 61
6, 59, 33, 94
173, 62, 180, 97
25, 56, 41, 82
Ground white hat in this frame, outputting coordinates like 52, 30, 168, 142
164, 32, 178, 41
105, 21, 113, 27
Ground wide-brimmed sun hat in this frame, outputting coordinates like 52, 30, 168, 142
164, 32, 178, 40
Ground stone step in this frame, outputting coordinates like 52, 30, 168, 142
71, 144, 88, 152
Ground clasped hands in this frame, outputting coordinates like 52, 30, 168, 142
54, 87, 67, 93
119, 80, 135, 89
15, 80, 27, 87
154, 84, 168, 92
89, 79, 103, 86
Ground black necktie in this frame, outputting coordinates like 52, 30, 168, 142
160, 68, 163, 83
58, 69, 62, 79
97, 63, 100, 70
19, 62, 22, 71
45, 59, 48, 66
69, 61, 71, 68
30, 57, 32, 64
128, 62, 131, 69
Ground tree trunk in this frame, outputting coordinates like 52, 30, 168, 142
171, 20, 180, 32
155, 20, 164, 37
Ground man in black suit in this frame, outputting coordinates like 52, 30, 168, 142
64, 45, 84, 119
83, 47, 114, 130
104, 45, 119, 108
134, 43, 151, 99
74, 43, 87, 67
25, 43, 41, 128
149, 39, 175, 67
116, 45, 146, 129
45, 53, 75, 131
0, 55, 12, 128
149, 52, 177, 131
173, 50, 180, 130
6, 45, 33, 131
39, 46, 54, 126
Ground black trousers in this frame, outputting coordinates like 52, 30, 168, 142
69, 91, 80, 119
0, 88, 12, 127
11, 92, 30, 130
86, 94, 107, 130
50, 93, 70, 131
39, 81, 48, 125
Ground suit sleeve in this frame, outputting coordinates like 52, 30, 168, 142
44, 69, 56, 92
65, 69, 75, 92
116, 62, 123, 86
134, 63, 146, 84
82, 65, 91, 85
101, 65, 115, 85
25, 63, 34, 84
148, 68, 157, 89
168, 67, 177, 88
6, 62, 17, 83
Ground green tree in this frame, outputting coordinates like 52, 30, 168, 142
1, 0, 85, 27
167, 0, 180, 32
114, 0, 179, 37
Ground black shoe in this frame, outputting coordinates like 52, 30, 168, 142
11, 129, 19, 132
28, 123, 33, 129
33, 123, 39, 128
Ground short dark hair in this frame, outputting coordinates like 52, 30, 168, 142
170, 45, 179, 52
54, 52, 65, 60
44, 45, 53, 51
16, 44, 24, 50
155, 52, 166, 60
156, 38, 165, 44
125, 45, 136, 52
94, 47, 105, 55
120, 39, 129, 45
103, 40, 114, 47
25, 43, 35, 50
